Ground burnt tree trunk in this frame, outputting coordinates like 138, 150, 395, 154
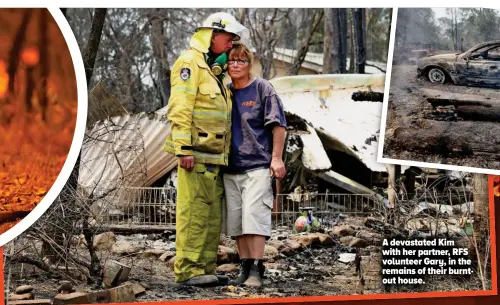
39, 8, 50, 121
348, 11, 355, 73
151, 9, 171, 108
8, 11, 31, 94
333, 9, 347, 73
330, 9, 340, 73
352, 8, 366, 74
323, 9, 334, 73
288, 9, 323, 75
82, 9, 107, 86
79, 8, 108, 277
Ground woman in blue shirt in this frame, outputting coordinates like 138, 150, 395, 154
223, 42, 287, 288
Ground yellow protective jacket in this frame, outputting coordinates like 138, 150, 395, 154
164, 29, 232, 166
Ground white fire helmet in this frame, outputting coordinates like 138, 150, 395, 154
196, 12, 247, 41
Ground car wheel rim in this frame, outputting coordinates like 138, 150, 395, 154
429, 69, 445, 83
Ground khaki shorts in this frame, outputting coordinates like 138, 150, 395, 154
223, 168, 274, 237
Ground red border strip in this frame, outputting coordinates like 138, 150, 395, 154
1, 176, 498, 305
489, 175, 498, 295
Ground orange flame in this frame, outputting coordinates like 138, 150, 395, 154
21, 47, 40, 67
0, 60, 9, 98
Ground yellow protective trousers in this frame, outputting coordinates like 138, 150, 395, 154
174, 162, 224, 283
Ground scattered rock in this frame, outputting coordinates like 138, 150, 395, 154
340, 236, 368, 248
159, 251, 176, 262
93, 232, 116, 251
216, 264, 239, 273
121, 281, 146, 296
349, 237, 368, 248
291, 233, 320, 248
278, 245, 296, 256
338, 253, 356, 263
340, 236, 354, 246
264, 245, 279, 260
267, 240, 285, 251
15, 285, 33, 294
356, 231, 383, 245
217, 245, 239, 264
332, 225, 355, 237
284, 239, 302, 251
140, 249, 166, 259
57, 281, 73, 293
8, 293, 34, 300
310, 232, 335, 246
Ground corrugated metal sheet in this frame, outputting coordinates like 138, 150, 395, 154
78, 107, 177, 196
270, 74, 387, 172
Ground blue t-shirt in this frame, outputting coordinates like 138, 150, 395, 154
225, 78, 287, 174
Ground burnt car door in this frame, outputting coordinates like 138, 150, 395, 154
456, 44, 500, 87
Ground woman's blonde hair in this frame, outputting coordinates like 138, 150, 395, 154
229, 41, 254, 72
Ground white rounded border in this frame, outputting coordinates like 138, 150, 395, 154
0, 8, 87, 247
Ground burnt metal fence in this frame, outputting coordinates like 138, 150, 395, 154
95, 187, 474, 231
95, 187, 380, 230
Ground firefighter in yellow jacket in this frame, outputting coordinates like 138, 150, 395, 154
164, 12, 247, 287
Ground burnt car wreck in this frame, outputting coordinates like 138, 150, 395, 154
417, 40, 500, 88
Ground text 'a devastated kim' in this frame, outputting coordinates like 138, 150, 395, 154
383, 238, 455, 247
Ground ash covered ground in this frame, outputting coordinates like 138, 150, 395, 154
5, 212, 490, 303
382, 63, 500, 170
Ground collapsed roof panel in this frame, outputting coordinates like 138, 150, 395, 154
79, 108, 177, 196
270, 74, 387, 173
298, 123, 332, 171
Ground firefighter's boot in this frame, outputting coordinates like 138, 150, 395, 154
179, 275, 218, 287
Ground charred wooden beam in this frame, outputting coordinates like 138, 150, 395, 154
421, 88, 495, 106
351, 91, 384, 102
422, 88, 500, 122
